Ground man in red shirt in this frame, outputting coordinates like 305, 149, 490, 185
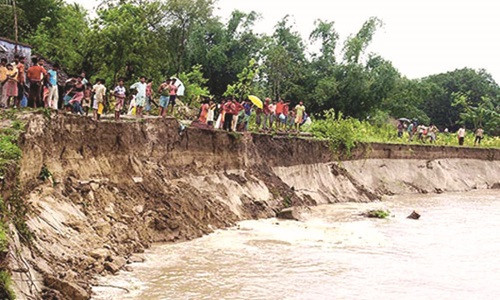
275, 98, 285, 130
27, 57, 47, 108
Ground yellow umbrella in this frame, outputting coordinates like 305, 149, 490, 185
248, 95, 263, 109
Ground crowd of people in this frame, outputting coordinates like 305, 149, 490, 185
196, 97, 309, 132
1, 55, 310, 132
397, 119, 485, 146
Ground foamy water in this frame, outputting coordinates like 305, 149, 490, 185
93, 190, 500, 299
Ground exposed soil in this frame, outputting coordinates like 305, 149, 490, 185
1, 112, 499, 300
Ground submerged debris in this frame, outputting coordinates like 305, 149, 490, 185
407, 211, 421, 220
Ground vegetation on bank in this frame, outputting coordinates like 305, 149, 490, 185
1, 0, 498, 136
0, 110, 32, 300
306, 109, 500, 155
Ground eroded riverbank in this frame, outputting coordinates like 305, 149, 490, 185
1, 113, 499, 299
93, 190, 500, 300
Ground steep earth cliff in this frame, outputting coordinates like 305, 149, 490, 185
1, 113, 499, 299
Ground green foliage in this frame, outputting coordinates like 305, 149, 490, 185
0, 223, 7, 253
452, 93, 500, 135
421, 68, 499, 131
0, 270, 15, 300
38, 165, 52, 181
177, 64, 210, 105
0, 135, 22, 175
224, 58, 259, 100
344, 17, 383, 64
283, 195, 292, 208
29, 3, 88, 74
365, 209, 390, 219
6, 0, 496, 134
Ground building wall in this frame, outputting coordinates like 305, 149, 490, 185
0, 38, 32, 66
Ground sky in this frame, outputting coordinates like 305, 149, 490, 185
72, 0, 500, 82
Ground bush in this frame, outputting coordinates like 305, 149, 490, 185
0, 270, 15, 300
364, 209, 390, 219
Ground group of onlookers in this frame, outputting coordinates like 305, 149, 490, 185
196, 97, 308, 132
397, 119, 485, 146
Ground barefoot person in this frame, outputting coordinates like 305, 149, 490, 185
168, 78, 178, 116
130, 76, 147, 118
114, 78, 126, 121
157, 78, 171, 117
92, 79, 106, 121
295, 101, 306, 131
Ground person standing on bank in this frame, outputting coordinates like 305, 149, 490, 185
15, 56, 26, 108
47, 63, 59, 110
157, 78, 171, 117
130, 76, 147, 118
114, 78, 126, 121
168, 78, 178, 116
27, 57, 47, 108
474, 127, 484, 146
457, 126, 466, 146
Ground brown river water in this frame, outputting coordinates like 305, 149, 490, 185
93, 190, 500, 299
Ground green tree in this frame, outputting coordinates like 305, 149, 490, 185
178, 64, 210, 105
452, 93, 500, 134
223, 58, 259, 100
29, 3, 88, 73
263, 16, 307, 101
185, 10, 263, 97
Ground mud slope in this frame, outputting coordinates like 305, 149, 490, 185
3, 114, 499, 300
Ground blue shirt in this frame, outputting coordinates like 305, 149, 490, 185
48, 69, 58, 86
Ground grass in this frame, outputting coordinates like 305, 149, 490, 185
0, 270, 15, 300
364, 209, 391, 219
306, 109, 500, 155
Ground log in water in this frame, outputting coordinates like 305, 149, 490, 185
93, 190, 500, 299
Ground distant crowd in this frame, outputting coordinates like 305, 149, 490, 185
0, 56, 309, 133
397, 119, 485, 146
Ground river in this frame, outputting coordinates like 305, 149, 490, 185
92, 190, 500, 299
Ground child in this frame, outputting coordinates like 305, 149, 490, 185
83, 83, 92, 116
114, 78, 126, 121
207, 100, 216, 127
92, 79, 106, 121
127, 90, 137, 116
69, 76, 85, 115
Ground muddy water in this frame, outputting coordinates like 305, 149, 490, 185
93, 190, 500, 299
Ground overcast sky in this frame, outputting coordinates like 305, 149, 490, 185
72, 0, 500, 82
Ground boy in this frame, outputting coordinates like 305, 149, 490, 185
47, 63, 59, 110
157, 78, 171, 117
114, 78, 126, 121
168, 78, 178, 116
92, 79, 106, 121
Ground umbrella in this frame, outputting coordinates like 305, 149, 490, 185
171, 77, 185, 97
248, 95, 263, 109
398, 118, 411, 123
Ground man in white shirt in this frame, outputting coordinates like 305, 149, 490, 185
130, 76, 147, 118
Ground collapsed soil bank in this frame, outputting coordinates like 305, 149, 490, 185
3, 114, 500, 300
